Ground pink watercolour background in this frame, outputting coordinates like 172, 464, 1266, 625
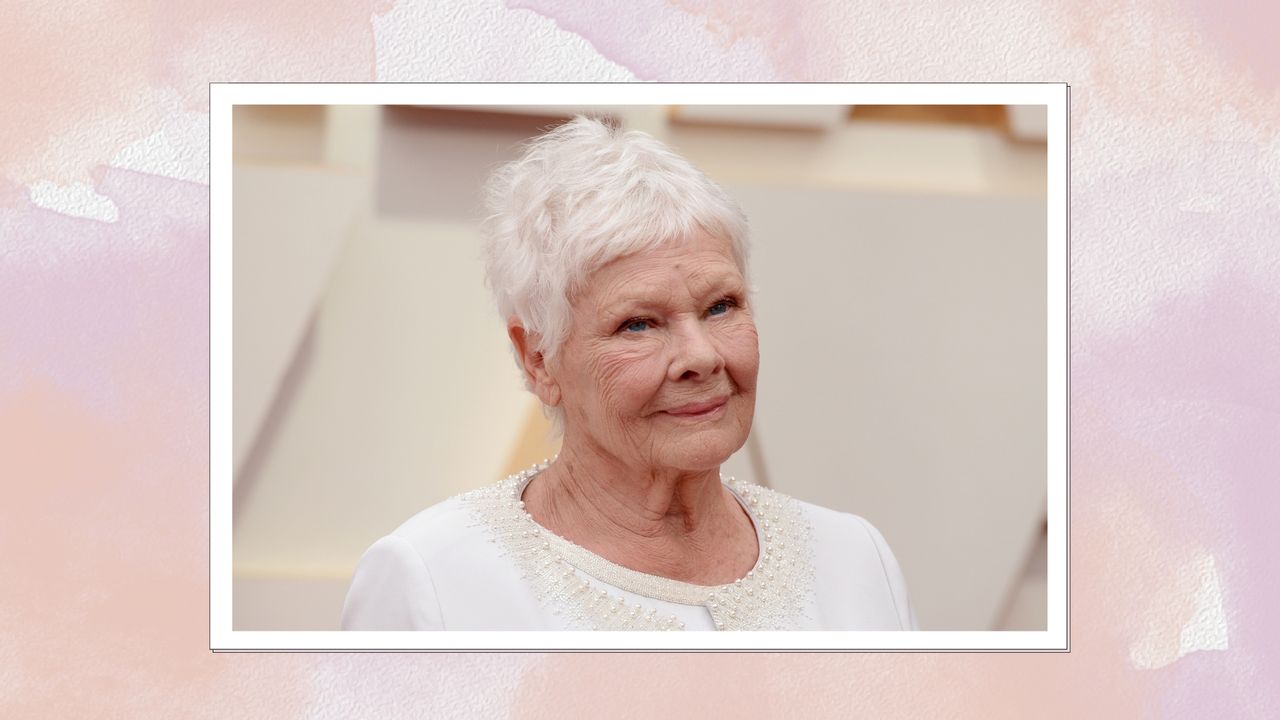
2, 1, 1278, 717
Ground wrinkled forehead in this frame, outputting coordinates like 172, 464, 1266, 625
571, 233, 744, 304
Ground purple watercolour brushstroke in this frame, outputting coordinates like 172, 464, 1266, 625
1179, 0, 1280, 92
0, 168, 310, 716
0, 169, 209, 416
505, 0, 781, 80
0, 0, 1278, 716
1074, 270, 1279, 716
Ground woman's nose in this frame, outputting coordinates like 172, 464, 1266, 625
669, 320, 724, 381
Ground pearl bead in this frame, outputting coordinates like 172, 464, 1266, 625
478, 460, 810, 630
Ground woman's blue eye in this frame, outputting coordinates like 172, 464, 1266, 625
620, 300, 734, 333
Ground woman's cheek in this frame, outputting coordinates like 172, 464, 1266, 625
725, 322, 760, 389
593, 347, 661, 413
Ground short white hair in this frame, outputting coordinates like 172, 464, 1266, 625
481, 115, 751, 434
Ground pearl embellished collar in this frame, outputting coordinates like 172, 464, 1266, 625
461, 460, 814, 630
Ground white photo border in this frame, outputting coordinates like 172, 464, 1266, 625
211, 82, 1069, 651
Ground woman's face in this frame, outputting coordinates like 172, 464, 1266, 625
548, 231, 759, 472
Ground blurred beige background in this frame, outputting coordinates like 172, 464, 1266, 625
231, 104, 1049, 632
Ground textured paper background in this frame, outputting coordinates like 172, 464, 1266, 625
2, 1, 1277, 717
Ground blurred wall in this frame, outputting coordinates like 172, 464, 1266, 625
230, 104, 1050, 631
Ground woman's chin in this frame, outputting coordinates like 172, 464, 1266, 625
657, 427, 747, 472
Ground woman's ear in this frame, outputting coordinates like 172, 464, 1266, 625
507, 321, 562, 408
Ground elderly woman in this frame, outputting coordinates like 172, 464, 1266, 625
341, 116, 917, 631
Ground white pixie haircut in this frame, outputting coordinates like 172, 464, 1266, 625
481, 115, 752, 433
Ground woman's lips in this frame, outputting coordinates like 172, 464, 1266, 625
664, 396, 729, 417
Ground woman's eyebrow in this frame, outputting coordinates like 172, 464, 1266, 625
694, 273, 746, 298
603, 293, 664, 316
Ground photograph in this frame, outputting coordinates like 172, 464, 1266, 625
215, 84, 1066, 650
